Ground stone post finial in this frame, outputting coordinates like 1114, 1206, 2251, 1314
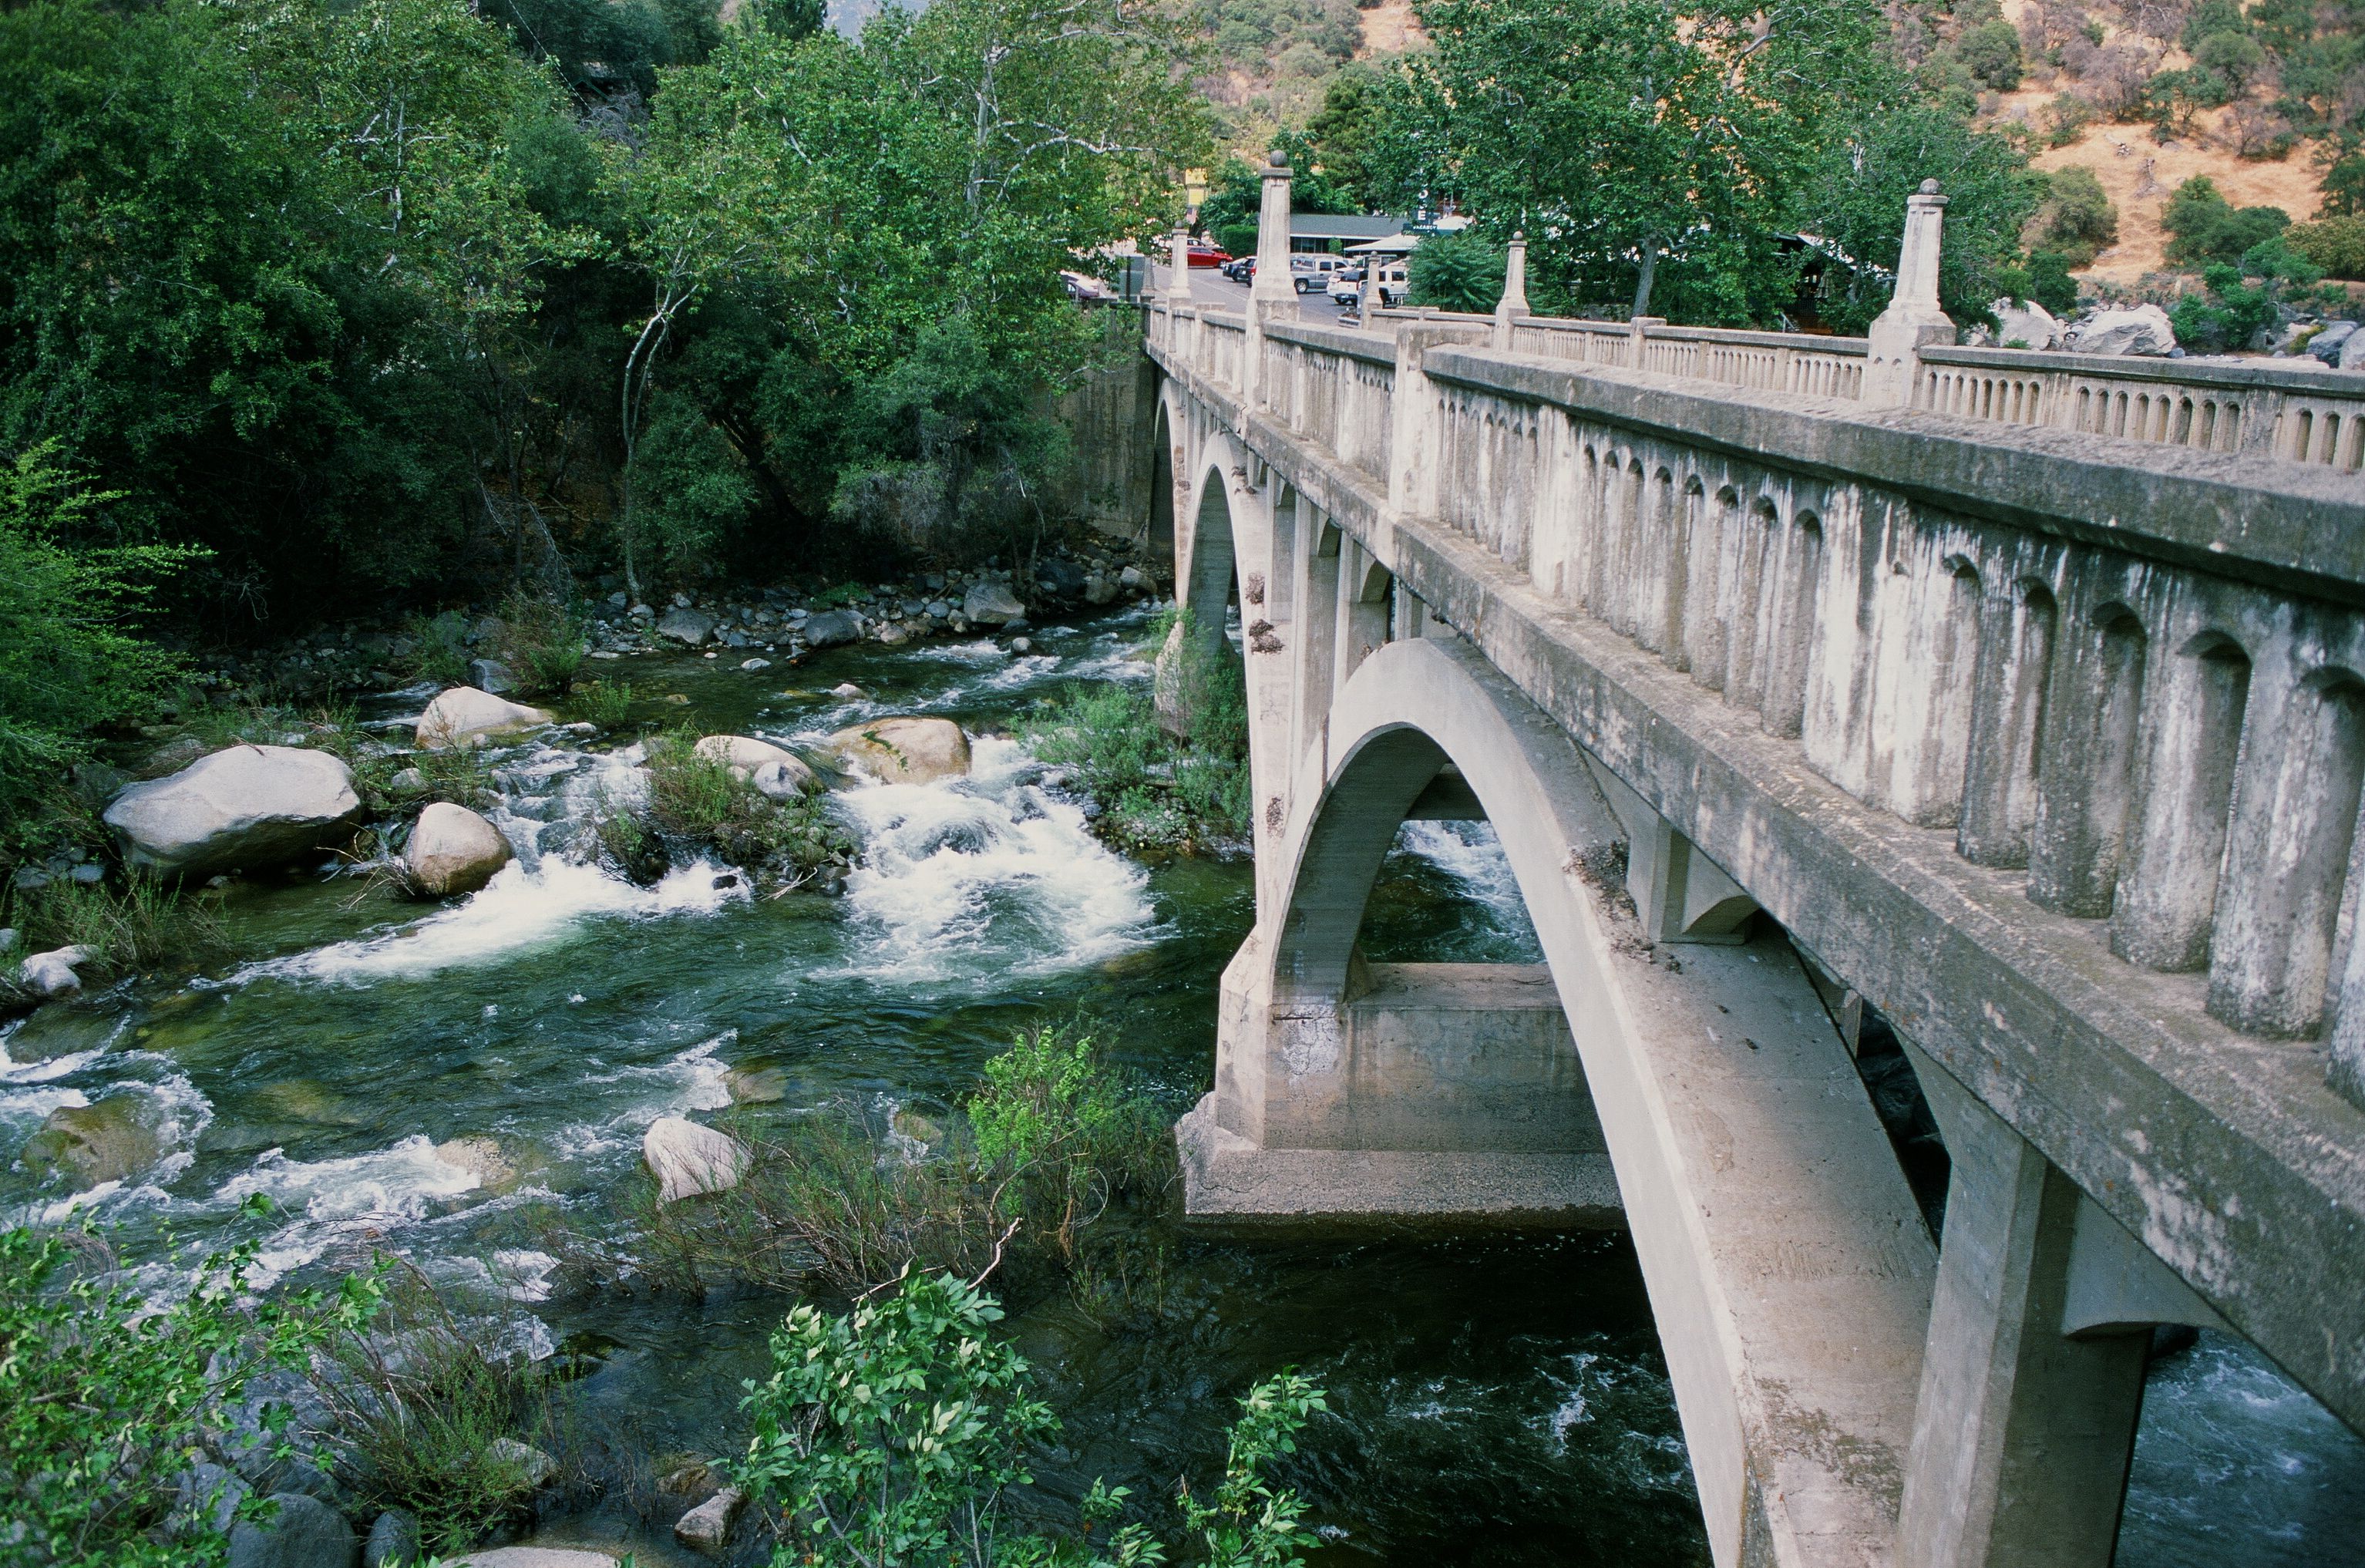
1250, 151, 1299, 308
1862, 180, 1953, 408
1493, 230, 1530, 346
1169, 224, 1194, 304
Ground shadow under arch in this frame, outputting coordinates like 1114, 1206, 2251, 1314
1183, 633, 1938, 1568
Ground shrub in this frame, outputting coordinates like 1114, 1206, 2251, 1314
2288, 215, 2365, 280
0, 1213, 376, 1568
308, 1261, 558, 1555
2027, 166, 2118, 266
734, 1268, 1324, 1568
1026, 612, 1248, 853
2323, 153, 2365, 218
2163, 177, 2291, 269
1407, 229, 1507, 314
0, 446, 193, 840
2024, 251, 2084, 315
638, 730, 856, 890
2226, 102, 2299, 160
2192, 30, 2266, 93
2040, 92, 2094, 146
573, 678, 635, 728
2170, 262, 2283, 351
493, 590, 587, 695
1957, 19, 2025, 90
971, 1025, 1170, 1260
406, 613, 473, 687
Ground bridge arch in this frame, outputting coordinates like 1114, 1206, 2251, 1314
1187, 633, 1937, 1568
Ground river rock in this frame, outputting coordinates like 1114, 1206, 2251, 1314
362, 1510, 420, 1568
416, 688, 553, 749
451, 1550, 621, 1567
963, 581, 1025, 625
20, 1093, 166, 1189
386, 766, 430, 798
19, 944, 92, 999
642, 1116, 750, 1203
1120, 564, 1149, 591
2309, 320, 2357, 364
724, 1064, 787, 1103
435, 1135, 529, 1193
105, 746, 362, 878
468, 658, 519, 696
2342, 331, 2365, 373
657, 607, 716, 646
1987, 298, 2060, 351
403, 803, 513, 897
2061, 303, 2175, 357
801, 609, 864, 648
225, 1492, 355, 1568
1083, 574, 1120, 606
827, 717, 971, 785
693, 735, 816, 799
675, 1486, 744, 1553
175, 1461, 252, 1537
489, 1437, 558, 1490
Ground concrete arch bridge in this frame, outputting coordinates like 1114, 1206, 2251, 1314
1118, 163, 2365, 1568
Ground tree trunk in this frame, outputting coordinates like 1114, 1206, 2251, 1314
1631, 243, 1660, 318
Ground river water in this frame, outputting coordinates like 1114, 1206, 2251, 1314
2, 606, 2357, 1563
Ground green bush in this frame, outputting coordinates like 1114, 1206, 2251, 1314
2040, 93, 2094, 147
2323, 154, 2365, 219
1026, 613, 1248, 853
637, 730, 856, 889
2288, 215, 2365, 280
0, 1213, 377, 1568
1956, 19, 2024, 90
5, 874, 229, 979
2170, 262, 2284, 351
0, 446, 193, 843
2027, 166, 2118, 268
572, 678, 635, 728
734, 1267, 1325, 1568
492, 591, 587, 695
1406, 229, 1506, 314
971, 1025, 1169, 1260
2163, 176, 2292, 270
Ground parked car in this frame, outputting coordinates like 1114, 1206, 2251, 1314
1188, 244, 1231, 268
1290, 254, 1346, 293
1061, 269, 1114, 300
1220, 254, 1257, 283
1331, 261, 1406, 307
1326, 266, 1367, 304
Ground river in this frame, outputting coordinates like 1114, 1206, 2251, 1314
3, 604, 2358, 1564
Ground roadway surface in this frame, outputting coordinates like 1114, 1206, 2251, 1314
1182, 271, 1366, 327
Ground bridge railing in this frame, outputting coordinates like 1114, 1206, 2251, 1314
1143, 274, 2365, 1105
1337, 306, 2363, 473
1916, 345, 2365, 466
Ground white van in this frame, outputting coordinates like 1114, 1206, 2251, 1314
1334, 261, 1407, 308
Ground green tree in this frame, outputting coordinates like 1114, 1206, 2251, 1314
2289, 214, 2365, 278
1956, 19, 2026, 90
1306, 66, 1395, 212
1796, 98, 2041, 332
1408, 230, 1507, 312
1389, 0, 1904, 321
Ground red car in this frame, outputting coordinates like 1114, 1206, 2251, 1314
1188, 244, 1232, 268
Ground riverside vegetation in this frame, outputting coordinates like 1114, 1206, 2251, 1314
1, 1029, 1327, 1566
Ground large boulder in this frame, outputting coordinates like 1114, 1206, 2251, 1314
402, 803, 513, 897
20, 1094, 167, 1189
693, 735, 816, 799
2061, 303, 2175, 357
2341, 331, 2365, 373
642, 1116, 750, 1203
657, 607, 717, 646
800, 610, 864, 649
1987, 298, 2060, 351
827, 717, 971, 786
2307, 320, 2357, 365
962, 580, 1025, 626
362, 1511, 420, 1568
224, 1492, 356, 1568
105, 746, 362, 878
416, 687, 552, 749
